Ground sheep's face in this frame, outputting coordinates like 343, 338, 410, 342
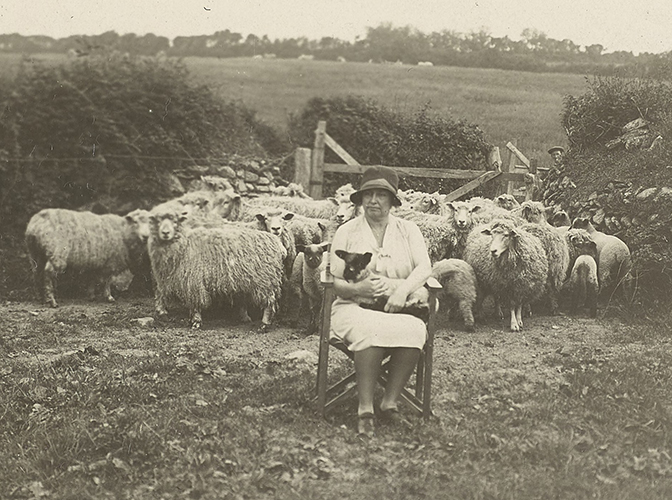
335, 250, 372, 282
520, 201, 546, 223
301, 242, 330, 269
495, 194, 519, 211
256, 210, 294, 236
411, 194, 437, 213
125, 209, 151, 242
335, 200, 357, 225
211, 190, 241, 219
150, 210, 187, 243
567, 229, 597, 257
484, 222, 517, 260
570, 217, 591, 231
334, 183, 355, 203
449, 202, 473, 231
551, 210, 571, 227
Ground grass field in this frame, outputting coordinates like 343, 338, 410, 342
0, 53, 588, 165
182, 57, 588, 164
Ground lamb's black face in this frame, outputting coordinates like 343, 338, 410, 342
335, 250, 372, 282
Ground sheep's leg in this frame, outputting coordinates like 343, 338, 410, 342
515, 305, 524, 329
190, 308, 202, 329
509, 307, 520, 332
154, 288, 169, 317
43, 260, 60, 308
459, 299, 475, 332
102, 277, 115, 303
30, 255, 46, 302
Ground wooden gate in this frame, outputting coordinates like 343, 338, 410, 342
293, 121, 543, 202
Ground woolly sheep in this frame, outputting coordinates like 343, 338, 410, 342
284, 213, 340, 249
430, 258, 477, 331
288, 242, 330, 333
25, 208, 151, 307
464, 220, 548, 332
570, 217, 633, 297
409, 192, 450, 216
520, 222, 569, 315
164, 188, 243, 221
245, 195, 359, 223
253, 208, 297, 279
494, 194, 520, 211
566, 255, 599, 317
148, 205, 286, 329
394, 208, 458, 263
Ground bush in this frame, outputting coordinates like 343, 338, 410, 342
562, 76, 672, 150
0, 52, 285, 234
287, 96, 492, 196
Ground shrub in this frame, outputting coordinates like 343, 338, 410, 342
0, 52, 284, 234
287, 96, 492, 196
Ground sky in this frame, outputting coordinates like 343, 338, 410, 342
1, 0, 670, 55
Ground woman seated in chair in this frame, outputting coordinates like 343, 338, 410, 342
329, 165, 432, 438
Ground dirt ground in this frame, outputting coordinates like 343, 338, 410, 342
0, 296, 631, 418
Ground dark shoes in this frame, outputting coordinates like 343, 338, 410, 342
379, 407, 413, 428
357, 412, 375, 438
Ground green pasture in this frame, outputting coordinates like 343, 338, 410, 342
0, 53, 588, 165
183, 57, 588, 164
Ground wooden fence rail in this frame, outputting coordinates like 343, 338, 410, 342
294, 120, 542, 202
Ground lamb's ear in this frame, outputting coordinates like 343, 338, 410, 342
334, 249, 348, 260
362, 252, 373, 266
296, 245, 306, 254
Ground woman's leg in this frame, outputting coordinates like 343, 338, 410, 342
353, 347, 387, 416
380, 347, 420, 412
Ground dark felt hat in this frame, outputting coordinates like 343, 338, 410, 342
547, 146, 565, 155
350, 166, 402, 206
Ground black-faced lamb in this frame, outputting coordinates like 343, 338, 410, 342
430, 258, 477, 331
148, 205, 286, 330
464, 220, 548, 332
25, 208, 151, 307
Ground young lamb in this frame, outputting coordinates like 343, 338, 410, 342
570, 217, 633, 298
430, 258, 477, 331
25, 208, 151, 307
148, 205, 286, 330
288, 242, 330, 333
334, 249, 430, 321
464, 220, 548, 332
566, 255, 599, 317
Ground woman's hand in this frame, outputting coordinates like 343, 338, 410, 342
384, 287, 409, 313
356, 275, 390, 299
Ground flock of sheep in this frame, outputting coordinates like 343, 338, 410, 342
23, 177, 633, 332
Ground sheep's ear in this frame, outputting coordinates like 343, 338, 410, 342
429, 198, 438, 206
481, 227, 492, 235
317, 222, 326, 231
178, 210, 190, 223
470, 203, 483, 213
447, 202, 456, 211
328, 197, 338, 206
283, 212, 295, 221
255, 213, 266, 223
334, 249, 348, 260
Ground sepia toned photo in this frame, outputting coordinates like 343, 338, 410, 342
1, 1, 671, 498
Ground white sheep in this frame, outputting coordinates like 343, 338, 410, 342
288, 242, 330, 333
252, 208, 297, 279
409, 192, 451, 216
566, 255, 599, 317
148, 205, 286, 330
570, 217, 633, 298
494, 194, 520, 211
25, 208, 151, 307
394, 208, 458, 263
464, 220, 548, 332
245, 194, 358, 223
430, 258, 477, 331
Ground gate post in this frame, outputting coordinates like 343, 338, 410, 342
310, 121, 327, 199
293, 147, 312, 193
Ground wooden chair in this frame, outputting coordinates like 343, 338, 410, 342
315, 268, 442, 420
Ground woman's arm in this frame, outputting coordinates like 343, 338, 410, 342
384, 222, 432, 312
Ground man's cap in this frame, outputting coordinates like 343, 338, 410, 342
350, 165, 402, 206
548, 146, 565, 155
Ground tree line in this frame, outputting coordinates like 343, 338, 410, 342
1, 24, 670, 78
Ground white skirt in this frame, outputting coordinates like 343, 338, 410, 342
330, 299, 427, 352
